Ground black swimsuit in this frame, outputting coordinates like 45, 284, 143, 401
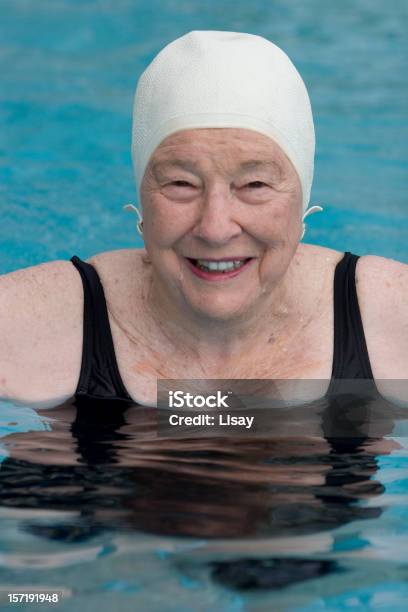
70, 252, 375, 404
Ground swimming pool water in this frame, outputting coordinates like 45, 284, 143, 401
1, 396, 408, 611
1, 0, 408, 610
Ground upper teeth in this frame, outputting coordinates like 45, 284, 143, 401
196, 259, 246, 270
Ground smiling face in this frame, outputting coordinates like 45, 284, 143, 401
139, 128, 303, 321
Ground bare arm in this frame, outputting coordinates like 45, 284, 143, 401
359, 255, 408, 407
0, 260, 83, 406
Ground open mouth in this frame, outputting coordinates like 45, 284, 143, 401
187, 258, 253, 273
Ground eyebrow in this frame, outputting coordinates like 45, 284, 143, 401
152, 159, 283, 173
239, 160, 283, 172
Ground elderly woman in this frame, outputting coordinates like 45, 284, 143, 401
1, 30, 407, 408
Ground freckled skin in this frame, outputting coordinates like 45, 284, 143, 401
138, 127, 305, 364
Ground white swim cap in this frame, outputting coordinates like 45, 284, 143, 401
131, 30, 315, 212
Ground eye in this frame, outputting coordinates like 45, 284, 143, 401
170, 180, 194, 187
246, 181, 268, 189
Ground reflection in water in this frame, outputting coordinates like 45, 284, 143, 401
210, 557, 340, 590
0, 387, 404, 592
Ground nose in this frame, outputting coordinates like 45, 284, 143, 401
191, 185, 242, 244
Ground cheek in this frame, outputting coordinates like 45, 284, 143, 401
255, 207, 300, 278
256, 206, 297, 243
143, 196, 184, 242
282, 212, 302, 241
272, 197, 302, 239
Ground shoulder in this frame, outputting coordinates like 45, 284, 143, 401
355, 254, 408, 338
0, 258, 83, 308
301, 245, 408, 400
85, 248, 149, 304
356, 254, 408, 405
0, 259, 84, 336
295, 243, 345, 293
297, 242, 344, 266
86, 248, 147, 277
0, 259, 84, 404
355, 253, 408, 298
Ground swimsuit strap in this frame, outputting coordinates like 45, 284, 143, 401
326, 251, 374, 396
70, 256, 132, 402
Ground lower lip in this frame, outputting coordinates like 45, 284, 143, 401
184, 258, 255, 281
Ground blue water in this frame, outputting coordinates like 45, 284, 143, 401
1, 397, 408, 611
1, 1, 408, 610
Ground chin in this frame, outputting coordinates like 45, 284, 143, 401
188, 296, 251, 321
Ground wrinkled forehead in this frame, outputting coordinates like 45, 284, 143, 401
149, 127, 295, 173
